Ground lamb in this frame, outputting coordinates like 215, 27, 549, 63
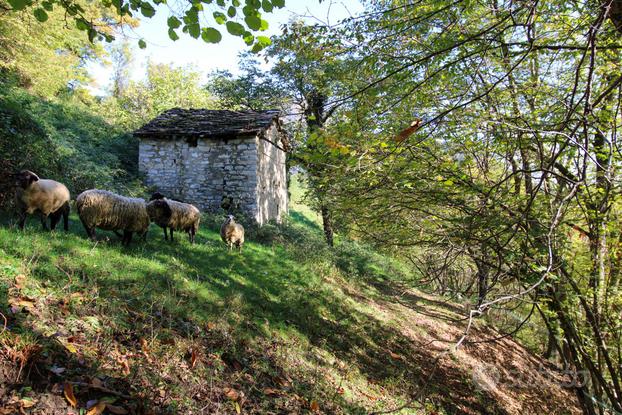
146, 192, 201, 244
75, 189, 150, 246
14, 170, 70, 231
220, 215, 244, 252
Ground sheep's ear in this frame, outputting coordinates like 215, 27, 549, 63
29, 172, 39, 183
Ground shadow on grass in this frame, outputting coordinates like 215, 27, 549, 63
288, 210, 321, 231
0, 213, 502, 414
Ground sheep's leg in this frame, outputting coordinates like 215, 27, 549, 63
189, 228, 195, 244
17, 211, 27, 230
50, 212, 59, 230
79, 218, 95, 240
170, 228, 174, 242
50, 210, 61, 231
123, 230, 133, 246
62, 203, 70, 231
162, 226, 168, 241
39, 213, 50, 231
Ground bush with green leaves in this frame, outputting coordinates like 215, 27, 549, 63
0, 84, 144, 211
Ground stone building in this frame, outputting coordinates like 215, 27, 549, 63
134, 108, 288, 224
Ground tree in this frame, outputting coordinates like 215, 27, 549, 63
278, 1, 622, 413
1, 0, 282, 51
207, 52, 288, 111
109, 41, 133, 98
102, 61, 215, 129
266, 21, 356, 246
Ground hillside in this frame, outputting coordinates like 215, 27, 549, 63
0, 185, 580, 414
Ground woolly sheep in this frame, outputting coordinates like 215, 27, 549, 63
220, 214, 244, 252
14, 170, 70, 231
146, 192, 201, 244
76, 189, 150, 246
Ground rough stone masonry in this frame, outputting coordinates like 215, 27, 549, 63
135, 108, 288, 225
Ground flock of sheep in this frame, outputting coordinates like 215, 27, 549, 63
12, 170, 245, 250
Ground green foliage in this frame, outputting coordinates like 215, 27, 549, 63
207, 53, 289, 111
101, 62, 216, 130
202, 27, 222, 43
0, 2, 110, 96
2, 0, 283, 51
0, 84, 142, 210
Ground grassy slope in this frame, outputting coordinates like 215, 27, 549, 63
0, 179, 579, 414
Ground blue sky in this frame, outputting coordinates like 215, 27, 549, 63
88, 0, 363, 94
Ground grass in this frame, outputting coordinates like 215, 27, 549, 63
0, 178, 578, 415
0, 179, 427, 414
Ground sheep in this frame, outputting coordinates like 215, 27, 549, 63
75, 189, 150, 246
146, 193, 201, 244
14, 170, 70, 231
220, 214, 244, 252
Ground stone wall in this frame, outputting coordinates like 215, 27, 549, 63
138, 122, 288, 224
139, 135, 258, 216
256, 126, 288, 224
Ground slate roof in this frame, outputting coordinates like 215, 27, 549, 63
134, 108, 281, 138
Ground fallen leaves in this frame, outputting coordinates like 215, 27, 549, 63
263, 388, 280, 396
140, 338, 152, 363
86, 401, 106, 415
63, 341, 78, 354
116, 356, 131, 376
19, 398, 36, 409
8, 296, 36, 312
0, 393, 38, 414
272, 374, 292, 389
190, 348, 198, 369
14, 274, 26, 289
310, 400, 320, 412
140, 338, 150, 354
223, 387, 240, 401
8, 275, 36, 314
64, 382, 77, 407
85, 400, 128, 415
359, 390, 378, 401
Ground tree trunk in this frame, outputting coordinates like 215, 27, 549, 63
321, 205, 334, 247
548, 291, 598, 415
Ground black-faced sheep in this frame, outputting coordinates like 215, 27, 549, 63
220, 215, 244, 252
146, 193, 201, 244
75, 189, 150, 246
14, 170, 70, 231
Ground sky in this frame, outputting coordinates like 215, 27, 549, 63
88, 0, 364, 95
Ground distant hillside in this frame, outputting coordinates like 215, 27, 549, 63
0, 180, 579, 414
